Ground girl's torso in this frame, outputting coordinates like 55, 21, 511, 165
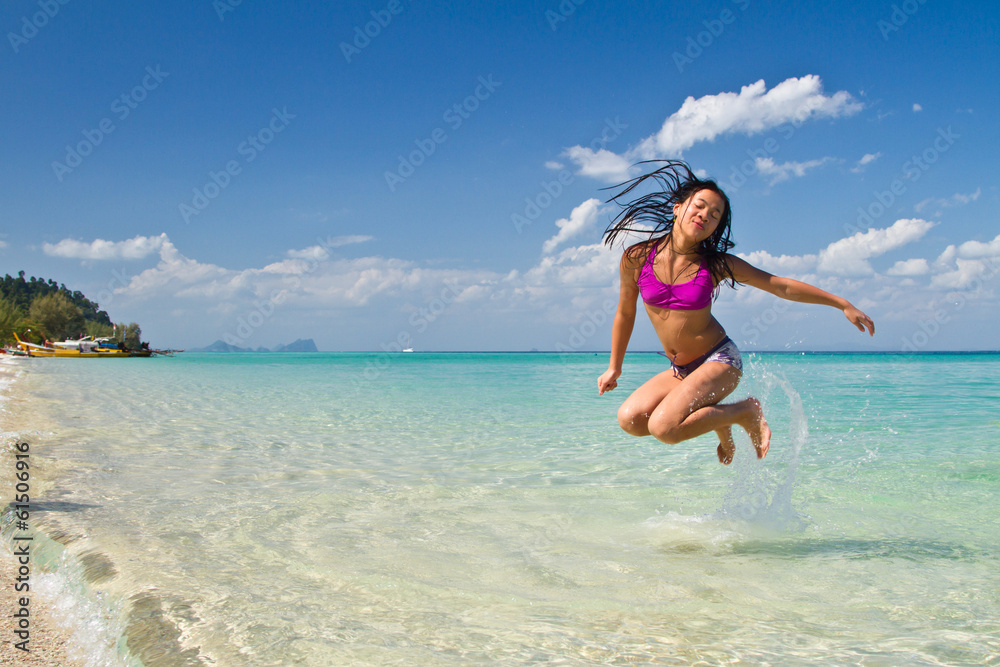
634, 239, 728, 365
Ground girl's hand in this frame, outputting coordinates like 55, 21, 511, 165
598, 368, 621, 395
845, 306, 875, 336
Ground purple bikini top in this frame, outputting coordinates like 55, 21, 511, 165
637, 242, 714, 310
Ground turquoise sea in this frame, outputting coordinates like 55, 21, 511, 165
2, 351, 999, 665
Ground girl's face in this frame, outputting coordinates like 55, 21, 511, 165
674, 189, 726, 241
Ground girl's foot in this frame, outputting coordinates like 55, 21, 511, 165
738, 397, 771, 459
716, 427, 735, 465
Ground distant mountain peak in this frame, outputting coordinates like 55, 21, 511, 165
190, 338, 318, 352
272, 338, 318, 352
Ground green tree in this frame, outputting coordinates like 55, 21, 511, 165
84, 320, 115, 339
1, 272, 112, 327
114, 322, 143, 350
0, 296, 26, 345
28, 292, 85, 341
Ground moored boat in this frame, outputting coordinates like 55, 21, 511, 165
12, 332, 153, 358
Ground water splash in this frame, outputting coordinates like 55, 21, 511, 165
716, 367, 810, 532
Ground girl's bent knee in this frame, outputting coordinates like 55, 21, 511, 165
617, 406, 648, 437
648, 419, 683, 445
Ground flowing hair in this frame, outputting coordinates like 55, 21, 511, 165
603, 160, 737, 290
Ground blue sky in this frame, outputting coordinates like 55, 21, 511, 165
2, 0, 998, 351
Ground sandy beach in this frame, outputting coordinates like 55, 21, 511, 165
1, 357, 83, 665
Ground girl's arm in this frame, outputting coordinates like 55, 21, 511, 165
727, 255, 875, 336
598, 253, 641, 394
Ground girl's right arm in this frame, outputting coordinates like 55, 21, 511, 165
598, 252, 641, 395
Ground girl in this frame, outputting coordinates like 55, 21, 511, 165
597, 161, 874, 464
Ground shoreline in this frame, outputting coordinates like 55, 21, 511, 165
1, 357, 86, 666
0, 546, 85, 666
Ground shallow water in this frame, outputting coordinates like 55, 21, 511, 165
2, 351, 998, 665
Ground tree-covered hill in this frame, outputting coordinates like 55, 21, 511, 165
0, 271, 144, 348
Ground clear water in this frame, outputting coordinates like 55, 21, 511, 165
2, 351, 999, 665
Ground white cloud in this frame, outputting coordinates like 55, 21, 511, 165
564, 76, 861, 182
109, 234, 503, 312
561, 146, 633, 183
956, 233, 1000, 259
953, 189, 983, 205
913, 103, 923, 112
545, 160, 565, 170
931, 258, 991, 290
915, 188, 981, 214
43, 233, 169, 260
817, 218, 935, 276
287, 246, 330, 261
525, 242, 618, 288
851, 152, 882, 173
755, 156, 834, 185
636, 76, 862, 157
737, 250, 818, 275
285, 235, 372, 260
542, 198, 602, 254
886, 258, 930, 276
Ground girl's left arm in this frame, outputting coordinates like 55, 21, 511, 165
726, 255, 875, 336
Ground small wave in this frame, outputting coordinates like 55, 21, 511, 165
1, 519, 141, 667
4, 522, 213, 666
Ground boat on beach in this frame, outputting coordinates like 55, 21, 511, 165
11, 332, 156, 358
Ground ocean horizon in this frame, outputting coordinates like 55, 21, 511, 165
3, 351, 998, 665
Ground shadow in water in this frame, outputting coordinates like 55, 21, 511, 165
6, 500, 100, 513
730, 536, 992, 561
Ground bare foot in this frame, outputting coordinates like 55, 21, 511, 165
738, 397, 771, 460
716, 427, 735, 465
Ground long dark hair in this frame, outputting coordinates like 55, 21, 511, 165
603, 160, 737, 289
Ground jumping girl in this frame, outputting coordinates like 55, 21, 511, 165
597, 161, 875, 464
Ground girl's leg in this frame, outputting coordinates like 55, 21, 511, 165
644, 363, 770, 463
616, 369, 684, 437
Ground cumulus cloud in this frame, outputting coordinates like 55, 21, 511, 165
956, 233, 1000, 259
561, 147, 633, 183
931, 258, 992, 290
564, 75, 862, 182
928, 233, 1000, 291
755, 156, 834, 185
43, 233, 169, 260
105, 234, 502, 312
525, 242, 618, 288
817, 218, 935, 276
886, 258, 930, 276
737, 250, 818, 275
542, 198, 602, 254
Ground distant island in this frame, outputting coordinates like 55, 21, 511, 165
190, 338, 319, 353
